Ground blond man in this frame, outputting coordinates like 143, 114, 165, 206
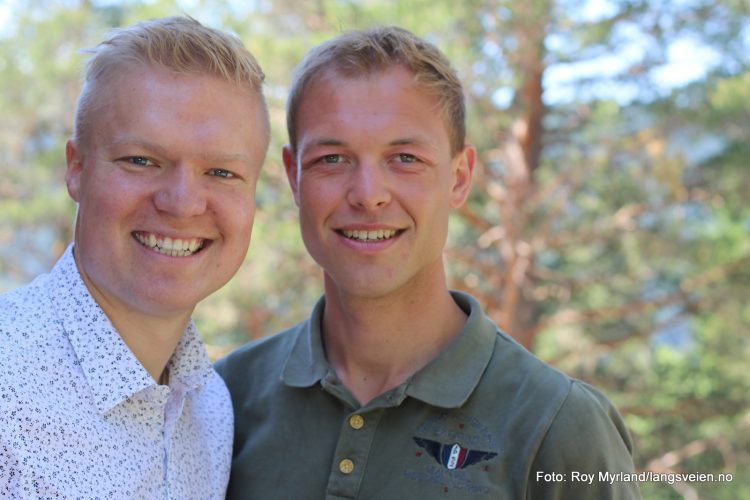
0, 17, 269, 499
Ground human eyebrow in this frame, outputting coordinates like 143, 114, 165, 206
388, 137, 439, 151
317, 138, 346, 146
110, 138, 254, 166
110, 138, 169, 157
198, 152, 255, 166
297, 137, 347, 159
304, 138, 346, 149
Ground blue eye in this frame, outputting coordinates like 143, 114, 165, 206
127, 156, 155, 167
322, 154, 344, 164
397, 154, 418, 163
209, 168, 235, 178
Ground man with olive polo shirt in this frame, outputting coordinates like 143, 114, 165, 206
217, 26, 640, 499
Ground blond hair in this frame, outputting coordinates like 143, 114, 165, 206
287, 26, 465, 156
74, 16, 268, 147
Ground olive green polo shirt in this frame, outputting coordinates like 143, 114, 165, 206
216, 292, 641, 499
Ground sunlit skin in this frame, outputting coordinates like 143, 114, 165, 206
284, 65, 475, 404
66, 65, 267, 379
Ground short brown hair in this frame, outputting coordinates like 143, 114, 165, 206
74, 16, 269, 148
286, 26, 466, 156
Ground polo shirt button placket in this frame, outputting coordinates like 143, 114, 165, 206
337, 416, 362, 477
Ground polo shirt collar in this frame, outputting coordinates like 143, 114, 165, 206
281, 292, 497, 409
282, 296, 329, 387
405, 291, 497, 408
48, 245, 213, 414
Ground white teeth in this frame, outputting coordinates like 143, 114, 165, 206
134, 232, 204, 257
342, 229, 398, 242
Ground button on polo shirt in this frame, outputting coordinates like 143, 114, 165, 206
349, 415, 364, 430
338, 459, 354, 474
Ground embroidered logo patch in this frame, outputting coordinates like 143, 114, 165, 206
404, 412, 499, 494
413, 437, 497, 470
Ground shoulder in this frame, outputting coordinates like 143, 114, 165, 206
215, 321, 304, 388
454, 291, 574, 404
464, 331, 576, 461
0, 276, 47, 330
543, 380, 634, 455
527, 380, 640, 499
189, 368, 234, 433
481, 329, 574, 410
216, 321, 303, 370
456, 291, 573, 399
0, 275, 56, 359
467, 321, 638, 498
198, 368, 233, 406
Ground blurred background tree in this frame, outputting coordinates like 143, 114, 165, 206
1, 0, 747, 497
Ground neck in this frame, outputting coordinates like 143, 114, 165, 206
109, 311, 188, 382
76, 261, 189, 382
322, 264, 467, 406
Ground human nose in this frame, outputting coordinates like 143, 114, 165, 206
153, 165, 207, 217
345, 161, 392, 211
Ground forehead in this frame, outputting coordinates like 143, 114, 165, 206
307, 64, 427, 101
89, 62, 262, 119
78, 68, 267, 174
296, 66, 448, 146
92, 66, 258, 128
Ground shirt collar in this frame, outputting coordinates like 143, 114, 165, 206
167, 321, 214, 391
282, 296, 329, 387
405, 292, 497, 408
47, 244, 213, 414
281, 291, 497, 408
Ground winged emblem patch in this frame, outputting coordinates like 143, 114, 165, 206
413, 437, 497, 470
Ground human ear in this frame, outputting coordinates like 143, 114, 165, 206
282, 145, 301, 207
65, 139, 84, 203
449, 144, 476, 208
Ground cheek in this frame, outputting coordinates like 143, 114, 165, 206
298, 209, 318, 241
300, 177, 340, 210
79, 169, 146, 216
219, 193, 256, 241
78, 186, 130, 228
298, 207, 328, 261
299, 172, 341, 198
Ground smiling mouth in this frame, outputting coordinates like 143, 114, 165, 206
338, 229, 403, 242
133, 231, 206, 257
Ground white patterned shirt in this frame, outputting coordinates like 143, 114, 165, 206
0, 245, 233, 499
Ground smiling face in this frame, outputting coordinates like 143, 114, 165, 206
284, 65, 474, 301
66, 65, 268, 321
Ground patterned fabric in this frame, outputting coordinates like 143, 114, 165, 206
0, 245, 233, 499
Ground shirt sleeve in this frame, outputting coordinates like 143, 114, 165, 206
527, 381, 642, 500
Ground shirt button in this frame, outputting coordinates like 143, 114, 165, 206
339, 459, 355, 474
349, 414, 364, 430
